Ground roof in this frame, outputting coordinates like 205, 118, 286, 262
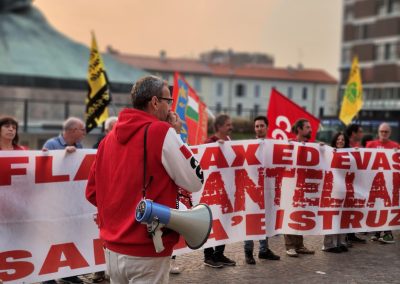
0, 5, 147, 85
114, 54, 211, 75
114, 53, 337, 84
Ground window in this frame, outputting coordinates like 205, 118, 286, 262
302, 87, 308, 100
216, 82, 223, 96
288, 86, 293, 99
320, 89, 326, 101
254, 85, 260, 98
194, 77, 201, 92
359, 25, 369, 39
254, 104, 259, 116
236, 103, 243, 116
216, 103, 222, 113
236, 84, 246, 97
319, 107, 324, 118
342, 47, 351, 64
388, 0, 394, 13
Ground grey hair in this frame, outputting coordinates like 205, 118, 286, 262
130, 75, 167, 110
105, 116, 118, 131
63, 117, 84, 130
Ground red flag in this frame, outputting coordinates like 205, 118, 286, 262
171, 72, 208, 145
266, 89, 320, 141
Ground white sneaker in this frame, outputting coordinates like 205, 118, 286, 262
170, 259, 181, 274
286, 249, 299, 257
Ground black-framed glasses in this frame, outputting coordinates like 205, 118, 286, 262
157, 97, 174, 105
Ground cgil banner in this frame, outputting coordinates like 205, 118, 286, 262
1, 141, 400, 282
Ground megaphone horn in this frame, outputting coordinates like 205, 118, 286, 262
136, 200, 212, 251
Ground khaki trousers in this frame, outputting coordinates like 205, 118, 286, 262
105, 248, 170, 284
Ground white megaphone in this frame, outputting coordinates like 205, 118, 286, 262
135, 200, 212, 253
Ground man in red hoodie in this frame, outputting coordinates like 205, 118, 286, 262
86, 75, 204, 284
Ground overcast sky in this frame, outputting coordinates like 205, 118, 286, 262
35, 0, 343, 79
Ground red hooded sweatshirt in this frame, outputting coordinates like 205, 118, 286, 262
86, 108, 203, 257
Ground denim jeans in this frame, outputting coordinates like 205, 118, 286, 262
244, 238, 269, 253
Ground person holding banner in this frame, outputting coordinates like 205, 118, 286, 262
0, 116, 26, 150
345, 123, 367, 245
322, 132, 350, 253
42, 117, 86, 284
244, 116, 280, 264
284, 119, 315, 257
203, 114, 237, 268
86, 75, 203, 284
42, 117, 86, 153
367, 122, 399, 244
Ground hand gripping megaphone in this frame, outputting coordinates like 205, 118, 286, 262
135, 200, 212, 253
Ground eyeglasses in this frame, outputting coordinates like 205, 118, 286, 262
379, 130, 389, 133
157, 97, 174, 106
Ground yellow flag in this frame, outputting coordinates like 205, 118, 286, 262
85, 32, 111, 133
339, 56, 363, 125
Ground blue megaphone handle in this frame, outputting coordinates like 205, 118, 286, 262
135, 200, 171, 225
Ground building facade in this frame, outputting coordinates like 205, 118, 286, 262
340, 0, 400, 138
114, 52, 338, 120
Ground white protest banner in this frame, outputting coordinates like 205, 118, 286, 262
1, 141, 400, 282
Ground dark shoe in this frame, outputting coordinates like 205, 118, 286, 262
348, 235, 366, 244
245, 252, 256, 264
92, 271, 105, 282
295, 247, 315, 254
324, 247, 342, 253
204, 257, 224, 268
258, 249, 280, 260
215, 254, 236, 266
339, 245, 349, 252
42, 281, 58, 284
60, 276, 83, 283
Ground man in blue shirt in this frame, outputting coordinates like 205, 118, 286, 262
41, 117, 85, 284
43, 117, 85, 153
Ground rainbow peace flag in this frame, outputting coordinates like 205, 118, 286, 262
171, 72, 208, 145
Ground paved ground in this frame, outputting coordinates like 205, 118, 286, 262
168, 233, 400, 284
75, 232, 400, 284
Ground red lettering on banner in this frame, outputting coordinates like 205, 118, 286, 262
393, 172, 400, 207
331, 152, 350, 169
340, 211, 363, 229
246, 213, 265, 235
288, 211, 315, 230
93, 239, 105, 265
371, 152, 391, 170
388, 209, 400, 226
208, 219, 228, 241
200, 172, 233, 213
366, 210, 388, 227
317, 210, 340, 230
35, 156, 69, 183
234, 168, 264, 212
343, 172, 366, 208
367, 172, 391, 207
231, 144, 261, 167
297, 146, 319, 166
350, 151, 372, 170
231, 215, 243, 226
392, 152, 400, 170
0, 157, 28, 186
39, 243, 89, 275
275, 209, 284, 230
191, 147, 198, 154
0, 250, 34, 281
272, 144, 294, 165
293, 169, 322, 207
199, 147, 229, 170
320, 171, 344, 208
73, 154, 96, 181
265, 167, 296, 206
